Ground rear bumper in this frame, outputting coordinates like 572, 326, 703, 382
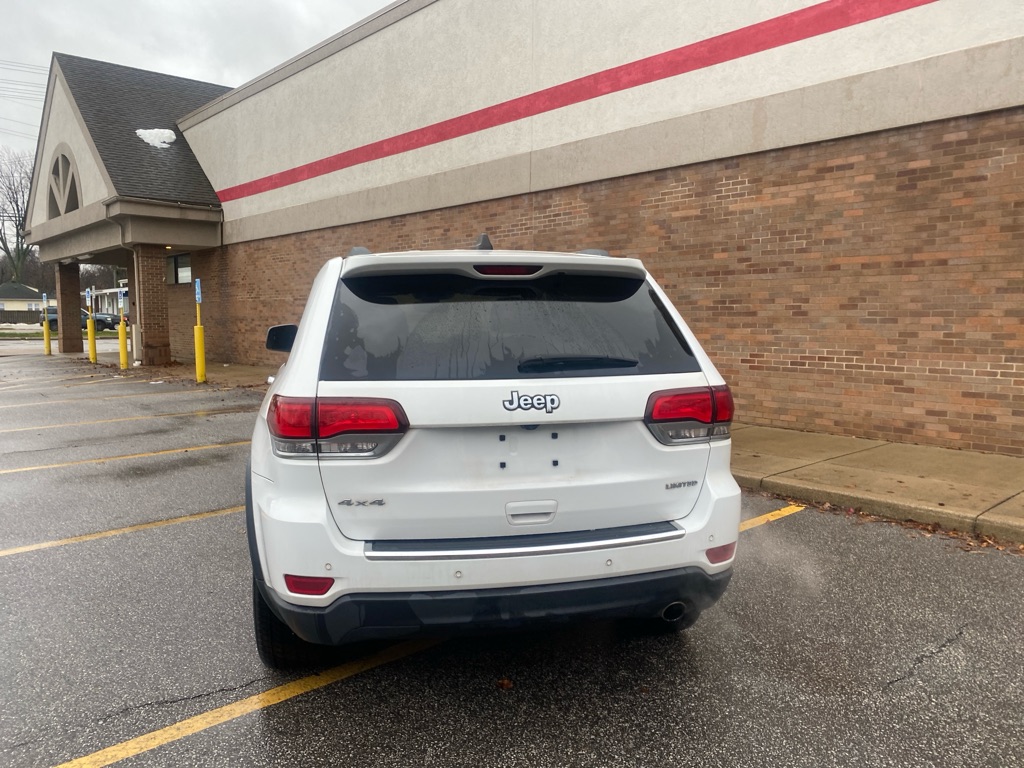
258, 566, 732, 646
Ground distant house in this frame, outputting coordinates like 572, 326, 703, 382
0, 282, 53, 313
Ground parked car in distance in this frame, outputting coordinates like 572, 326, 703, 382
39, 306, 129, 332
247, 240, 741, 669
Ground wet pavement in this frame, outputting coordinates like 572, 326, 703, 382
1, 346, 1022, 767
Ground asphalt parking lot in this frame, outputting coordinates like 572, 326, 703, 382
1, 345, 1022, 768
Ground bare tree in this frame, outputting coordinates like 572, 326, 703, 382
0, 146, 35, 284
81, 263, 117, 289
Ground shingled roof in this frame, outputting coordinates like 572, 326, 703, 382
0, 282, 42, 300
54, 53, 232, 207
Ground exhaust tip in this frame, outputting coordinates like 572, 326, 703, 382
661, 601, 688, 623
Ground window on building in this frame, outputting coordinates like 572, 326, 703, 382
47, 152, 80, 219
167, 254, 192, 285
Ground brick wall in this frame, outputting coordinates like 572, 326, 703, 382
168, 107, 1024, 455
135, 245, 171, 365
171, 247, 224, 365
54, 262, 82, 353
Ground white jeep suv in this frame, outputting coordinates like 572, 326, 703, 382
248, 242, 740, 668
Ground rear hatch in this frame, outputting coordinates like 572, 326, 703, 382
314, 253, 717, 542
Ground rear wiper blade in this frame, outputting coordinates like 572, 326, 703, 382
517, 355, 639, 373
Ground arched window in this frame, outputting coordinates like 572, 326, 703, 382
47, 150, 80, 219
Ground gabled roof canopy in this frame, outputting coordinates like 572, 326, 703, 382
53, 53, 231, 207
27, 54, 233, 263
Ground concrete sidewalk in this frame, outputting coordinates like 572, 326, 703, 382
73, 351, 1024, 546
732, 423, 1024, 544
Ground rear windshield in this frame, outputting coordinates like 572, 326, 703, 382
319, 272, 700, 381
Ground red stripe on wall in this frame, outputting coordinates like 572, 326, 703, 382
216, 0, 938, 202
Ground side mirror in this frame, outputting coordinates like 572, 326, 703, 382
266, 324, 298, 353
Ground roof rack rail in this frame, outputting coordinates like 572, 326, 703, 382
472, 233, 493, 251
347, 246, 371, 256
577, 248, 610, 257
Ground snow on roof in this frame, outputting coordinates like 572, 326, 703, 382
135, 129, 177, 149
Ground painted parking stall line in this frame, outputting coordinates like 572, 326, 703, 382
50, 502, 806, 767
0, 376, 131, 393
0, 506, 244, 559
0, 406, 258, 435
0, 440, 250, 476
63, 377, 148, 389
0, 373, 106, 390
740, 504, 804, 531
0, 387, 238, 410
53, 639, 441, 768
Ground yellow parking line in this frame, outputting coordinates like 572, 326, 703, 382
0, 382, 56, 392
0, 376, 125, 391
0, 372, 113, 389
0, 407, 256, 434
0, 388, 235, 410
53, 639, 440, 768
48, 500, 806, 767
64, 377, 138, 388
740, 504, 804, 531
0, 440, 250, 476
7, 372, 114, 385
0, 507, 244, 559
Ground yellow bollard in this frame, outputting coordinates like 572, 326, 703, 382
194, 324, 206, 383
118, 319, 129, 370
87, 316, 97, 363
42, 318, 51, 355
194, 280, 206, 383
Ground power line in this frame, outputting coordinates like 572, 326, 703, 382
0, 59, 48, 74
0, 59, 45, 149
0, 96, 42, 111
0, 126, 37, 140
0, 81, 45, 93
0, 90, 44, 102
0, 115, 39, 128
0, 78, 46, 90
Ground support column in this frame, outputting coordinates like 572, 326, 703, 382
126, 253, 142, 365
55, 262, 83, 354
134, 246, 172, 366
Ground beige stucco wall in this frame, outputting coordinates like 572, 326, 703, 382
28, 73, 114, 232
181, 0, 1024, 243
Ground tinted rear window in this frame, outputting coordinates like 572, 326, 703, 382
319, 272, 700, 381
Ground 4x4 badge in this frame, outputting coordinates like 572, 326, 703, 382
502, 390, 561, 414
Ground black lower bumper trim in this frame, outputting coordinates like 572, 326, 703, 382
258, 567, 732, 646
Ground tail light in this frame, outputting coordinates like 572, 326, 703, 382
474, 265, 541, 276
645, 385, 733, 445
268, 395, 408, 458
268, 397, 315, 439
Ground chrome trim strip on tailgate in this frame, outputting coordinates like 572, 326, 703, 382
364, 521, 684, 561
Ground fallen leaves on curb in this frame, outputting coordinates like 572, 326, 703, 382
773, 493, 1023, 557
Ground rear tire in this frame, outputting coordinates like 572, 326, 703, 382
252, 579, 316, 670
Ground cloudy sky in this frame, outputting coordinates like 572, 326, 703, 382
0, 0, 394, 154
